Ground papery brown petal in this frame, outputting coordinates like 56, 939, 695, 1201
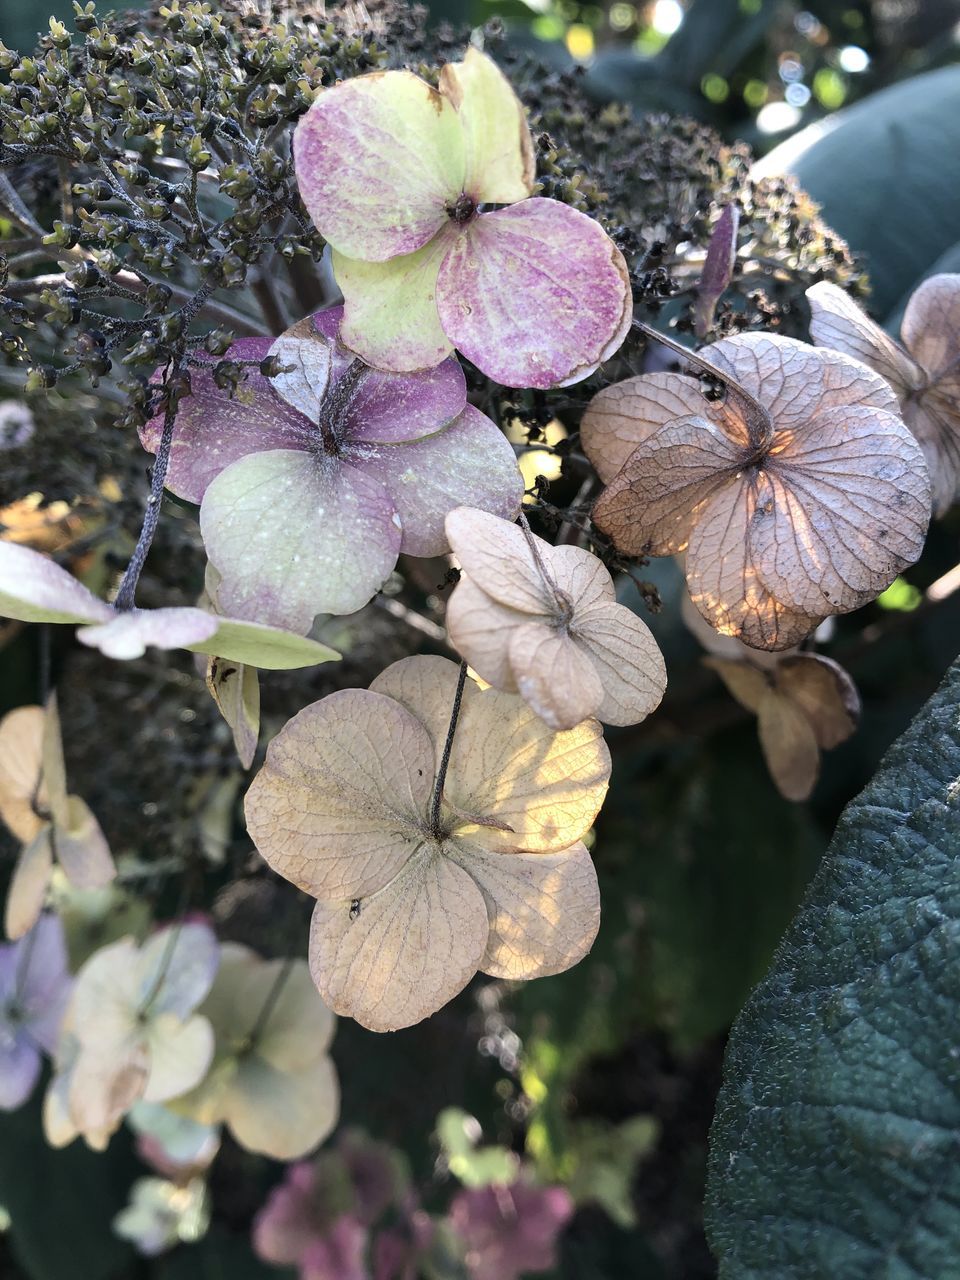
592, 417, 746, 557
244, 689, 435, 902
573, 601, 667, 727
445, 507, 554, 614
754, 405, 931, 615
807, 282, 919, 398
776, 654, 860, 749
901, 273, 960, 384
369, 654, 482, 764
448, 838, 600, 980
580, 373, 710, 484
702, 657, 771, 714
904, 395, 960, 517
308, 849, 488, 1032
507, 622, 605, 731
686, 478, 825, 651
757, 692, 820, 803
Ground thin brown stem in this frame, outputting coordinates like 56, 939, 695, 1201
429, 661, 468, 840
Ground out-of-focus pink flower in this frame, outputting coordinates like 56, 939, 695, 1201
447, 1181, 574, 1280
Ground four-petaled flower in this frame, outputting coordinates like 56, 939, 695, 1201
245, 656, 610, 1031
140, 308, 522, 632
293, 49, 632, 388
808, 276, 960, 516
582, 332, 932, 650
444, 507, 666, 730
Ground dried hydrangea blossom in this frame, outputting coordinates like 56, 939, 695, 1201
583, 332, 932, 650
0, 542, 340, 669
705, 652, 860, 801
293, 49, 632, 387
444, 507, 666, 730
808, 276, 960, 516
245, 656, 610, 1032
172, 944, 338, 1160
0, 696, 114, 939
44, 923, 219, 1149
0, 915, 72, 1110
141, 308, 522, 630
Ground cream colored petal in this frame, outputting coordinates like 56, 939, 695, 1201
143, 1013, 215, 1103
450, 838, 599, 980
807, 282, 918, 398
702, 656, 771, 714
901, 273, 960, 384
225, 1055, 339, 1160
244, 689, 435, 902
445, 507, 555, 614
268, 318, 332, 419
704, 332, 825, 431
217, 955, 335, 1073
54, 796, 115, 891
757, 692, 821, 803
67, 1035, 149, 1136
308, 846, 488, 1032
439, 47, 535, 203
369, 653, 482, 761
4, 826, 54, 939
508, 622, 605, 731
0, 705, 44, 843
776, 654, 860, 749
686, 479, 825, 651
580, 372, 713, 483
591, 416, 746, 557
206, 656, 260, 770
755, 406, 931, 615
573, 602, 667, 726
444, 575, 522, 693
445, 690, 610, 853
546, 544, 618, 611
70, 936, 144, 1050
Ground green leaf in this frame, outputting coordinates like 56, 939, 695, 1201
186, 616, 340, 670
705, 658, 960, 1278
767, 66, 960, 317
436, 1107, 518, 1187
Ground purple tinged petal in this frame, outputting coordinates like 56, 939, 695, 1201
436, 198, 633, 388
76, 608, 220, 661
17, 914, 68, 1006
694, 204, 739, 338
360, 404, 523, 557
344, 355, 466, 445
137, 922, 219, 1020
0, 1035, 41, 1110
293, 70, 464, 261
201, 450, 403, 629
0, 543, 113, 625
140, 340, 312, 505
448, 1182, 573, 1280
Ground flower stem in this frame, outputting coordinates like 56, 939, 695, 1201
243, 957, 294, 1054
429, 661, 468, 840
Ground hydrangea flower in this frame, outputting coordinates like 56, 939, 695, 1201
582, 332, 932, 650
245, 656, 610, 1031
0, 695, 114, 939
447, 1181, 573, 1280
0, 541, 340, 669
44, 922, 218, 1149
444, 507, 666, 730
112, 1176, 209, 1257
0, 915, 71, 1110
172, 944, 339, 1160
140, 308, 522, 631
293, 49, 632, 387
808, 276, 960, 515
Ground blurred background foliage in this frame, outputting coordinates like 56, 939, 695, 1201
1, 1, 959, 1279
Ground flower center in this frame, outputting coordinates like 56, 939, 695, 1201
447, 192, 478, 226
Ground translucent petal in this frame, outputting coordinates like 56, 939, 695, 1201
439, 47, 534, 203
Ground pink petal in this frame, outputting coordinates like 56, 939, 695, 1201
77, 608, 220, 660
0, 543, 113, 626
345, 356, 466, 446
358, 404, 523, 557
436, 198, 632, 388
140, 340, 312, 505
293, 71, 463, 261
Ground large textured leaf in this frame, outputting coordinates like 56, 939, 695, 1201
757, 66, 960, 317
705, 658, 960, 1278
